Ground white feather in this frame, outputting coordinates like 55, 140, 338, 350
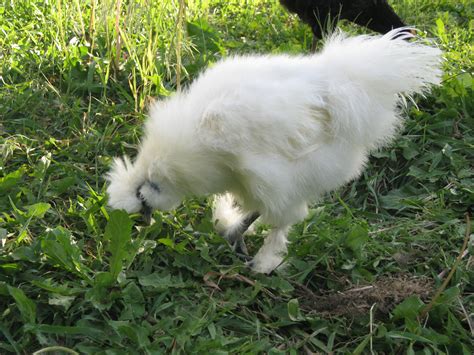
212, 193, 244, 234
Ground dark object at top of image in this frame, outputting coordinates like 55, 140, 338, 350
281, 0, 410, 40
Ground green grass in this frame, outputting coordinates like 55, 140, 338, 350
1, 0, 473, 353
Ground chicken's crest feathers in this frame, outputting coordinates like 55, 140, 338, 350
106, 156, 143, 213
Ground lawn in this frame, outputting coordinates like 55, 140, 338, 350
0, 0, 473, 353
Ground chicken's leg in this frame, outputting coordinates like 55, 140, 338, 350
247, 226, 289, 274
224, 212, 259, 258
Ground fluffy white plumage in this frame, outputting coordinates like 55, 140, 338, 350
107, 29, 442, 273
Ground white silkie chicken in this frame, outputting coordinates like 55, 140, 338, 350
107, 29, 442, 273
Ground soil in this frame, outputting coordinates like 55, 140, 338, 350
295, 274, 434, 318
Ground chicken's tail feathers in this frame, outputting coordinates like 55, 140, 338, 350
319, 28, 442, 148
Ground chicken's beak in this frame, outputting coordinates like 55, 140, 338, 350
136, 187, 153, 225
141, 203, 153, 225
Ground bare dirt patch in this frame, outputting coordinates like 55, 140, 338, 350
296, 274, 434, 318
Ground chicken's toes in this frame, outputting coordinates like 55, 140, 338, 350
232, 237, 249, 256
246, 253, 284, 274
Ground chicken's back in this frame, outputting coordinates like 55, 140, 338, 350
190, 29, 441, 160
189, 54, 332, 161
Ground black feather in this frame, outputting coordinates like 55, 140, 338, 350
280, 0, 408, 39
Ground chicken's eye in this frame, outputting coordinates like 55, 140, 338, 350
149, 181, 161, 193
